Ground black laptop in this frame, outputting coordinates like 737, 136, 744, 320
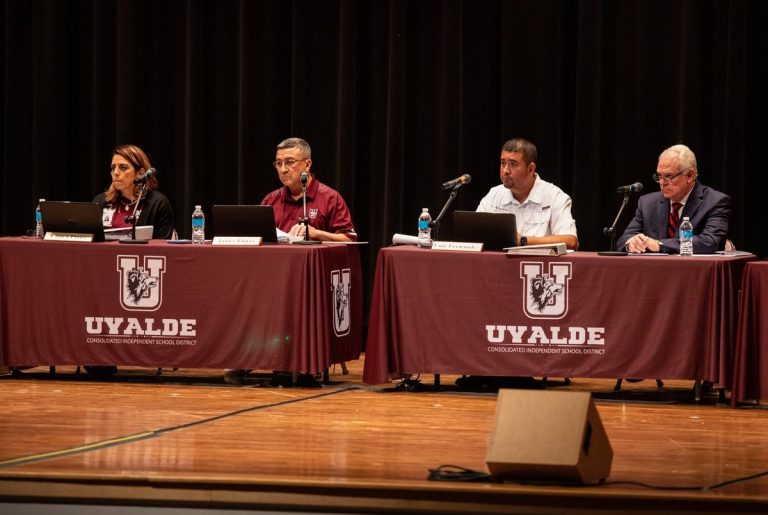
212, 205, 279, 243
452, 211, 518, 251
39, 201, 106, 242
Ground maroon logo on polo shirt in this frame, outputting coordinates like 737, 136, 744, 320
117, 255, 166, 311
331, 268, 351, 336
520, 262, 572, 319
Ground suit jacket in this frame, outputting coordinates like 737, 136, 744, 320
616, 181, 732, 254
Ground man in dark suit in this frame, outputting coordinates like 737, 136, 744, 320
617, 144, 732, 254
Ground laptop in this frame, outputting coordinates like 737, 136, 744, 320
452, 211, 518, 251
39, 201, 106, 242
212, 205, 278, 243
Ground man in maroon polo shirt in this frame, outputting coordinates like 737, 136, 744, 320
262, 137, 357, 242
225, 138, 356, 382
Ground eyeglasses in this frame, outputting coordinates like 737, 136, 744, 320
272, 158, 307, 169
652, 169, 689, 183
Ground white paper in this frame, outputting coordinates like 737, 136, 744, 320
105, 225, 153, 241
392, 233, 419, 246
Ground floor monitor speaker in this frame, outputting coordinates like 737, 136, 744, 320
485, 389, 612, 483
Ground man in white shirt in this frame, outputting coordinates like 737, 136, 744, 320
477, 138, 578, 250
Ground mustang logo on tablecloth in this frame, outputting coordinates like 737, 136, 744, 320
117, 255, 166, 311
331, 268, 351, 336
520, 261, 572, 319
529, 273, 562, 312
127, 268, 156, 303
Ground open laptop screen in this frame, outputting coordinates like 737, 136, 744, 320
452, 211, 518, 251
39, 201, 106, 242
212, 205, 278, 243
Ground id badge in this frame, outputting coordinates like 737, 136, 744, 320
102, 207, 115, 227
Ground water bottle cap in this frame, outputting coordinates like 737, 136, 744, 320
195, 205, 201, 209
422, 208, 428, 212
39, 198, 46, 202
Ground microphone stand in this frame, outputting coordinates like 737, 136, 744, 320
597, 192, 631, 256
430, 183, 463, 241
119, 180, 150, 244
293, 175, 320, 245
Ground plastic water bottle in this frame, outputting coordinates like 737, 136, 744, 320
417, 208, 432, 248
191, 205, 205, 244
679, 216, 693, 256
34, 198, 45, 238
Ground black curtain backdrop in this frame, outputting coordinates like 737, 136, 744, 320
3, 0, 767, 325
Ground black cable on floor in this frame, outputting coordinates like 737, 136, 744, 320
427, 464, 768, 491
428, 464, 502, 483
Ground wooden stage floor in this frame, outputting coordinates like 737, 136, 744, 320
1, 357, 767, 514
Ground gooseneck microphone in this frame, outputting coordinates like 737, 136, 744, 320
441, 174, 472, 190
292, 170, 319, 244
121, 169, 154, 244
598, 182, 642, 256
430, 172, 472, 241
616, 182, 643, 194
133, 168, 156, 184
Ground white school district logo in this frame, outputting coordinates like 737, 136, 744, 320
117, 255, 166, 311
331, 268, 351, 336
520, 261, 572, 319
309, 208, 319, 219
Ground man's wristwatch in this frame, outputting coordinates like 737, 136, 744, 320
520, 236, 528, 246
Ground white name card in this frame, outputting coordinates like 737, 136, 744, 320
431, 241, 483, 252
44, 232, 94, 242
212, 236, 263, 246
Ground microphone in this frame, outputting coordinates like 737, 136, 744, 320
133, 168, 156, 184
295, 170, 317, 244
441, 173, 471, 190
616, 182, 643, 193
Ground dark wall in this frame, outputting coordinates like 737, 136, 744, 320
3, 0, 766, 283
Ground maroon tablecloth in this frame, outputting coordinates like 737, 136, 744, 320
364, 247, 753, 388
0, 238, 362, 373
731, 261, 768, 405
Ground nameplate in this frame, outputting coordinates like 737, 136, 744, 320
431, 241, 483, 252
212, 236, 263, 246
44, 232, 94, 242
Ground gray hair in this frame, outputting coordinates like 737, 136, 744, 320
276, 137, 312, 159
660, 144, 697, 174
501, 138, 537, 165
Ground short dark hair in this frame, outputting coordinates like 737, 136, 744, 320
501, 138, 537, 165
276, 137, 312, 159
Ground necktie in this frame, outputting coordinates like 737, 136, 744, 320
667, 202, 682, 238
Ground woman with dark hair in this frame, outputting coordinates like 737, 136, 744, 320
94, 144, 175, 239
